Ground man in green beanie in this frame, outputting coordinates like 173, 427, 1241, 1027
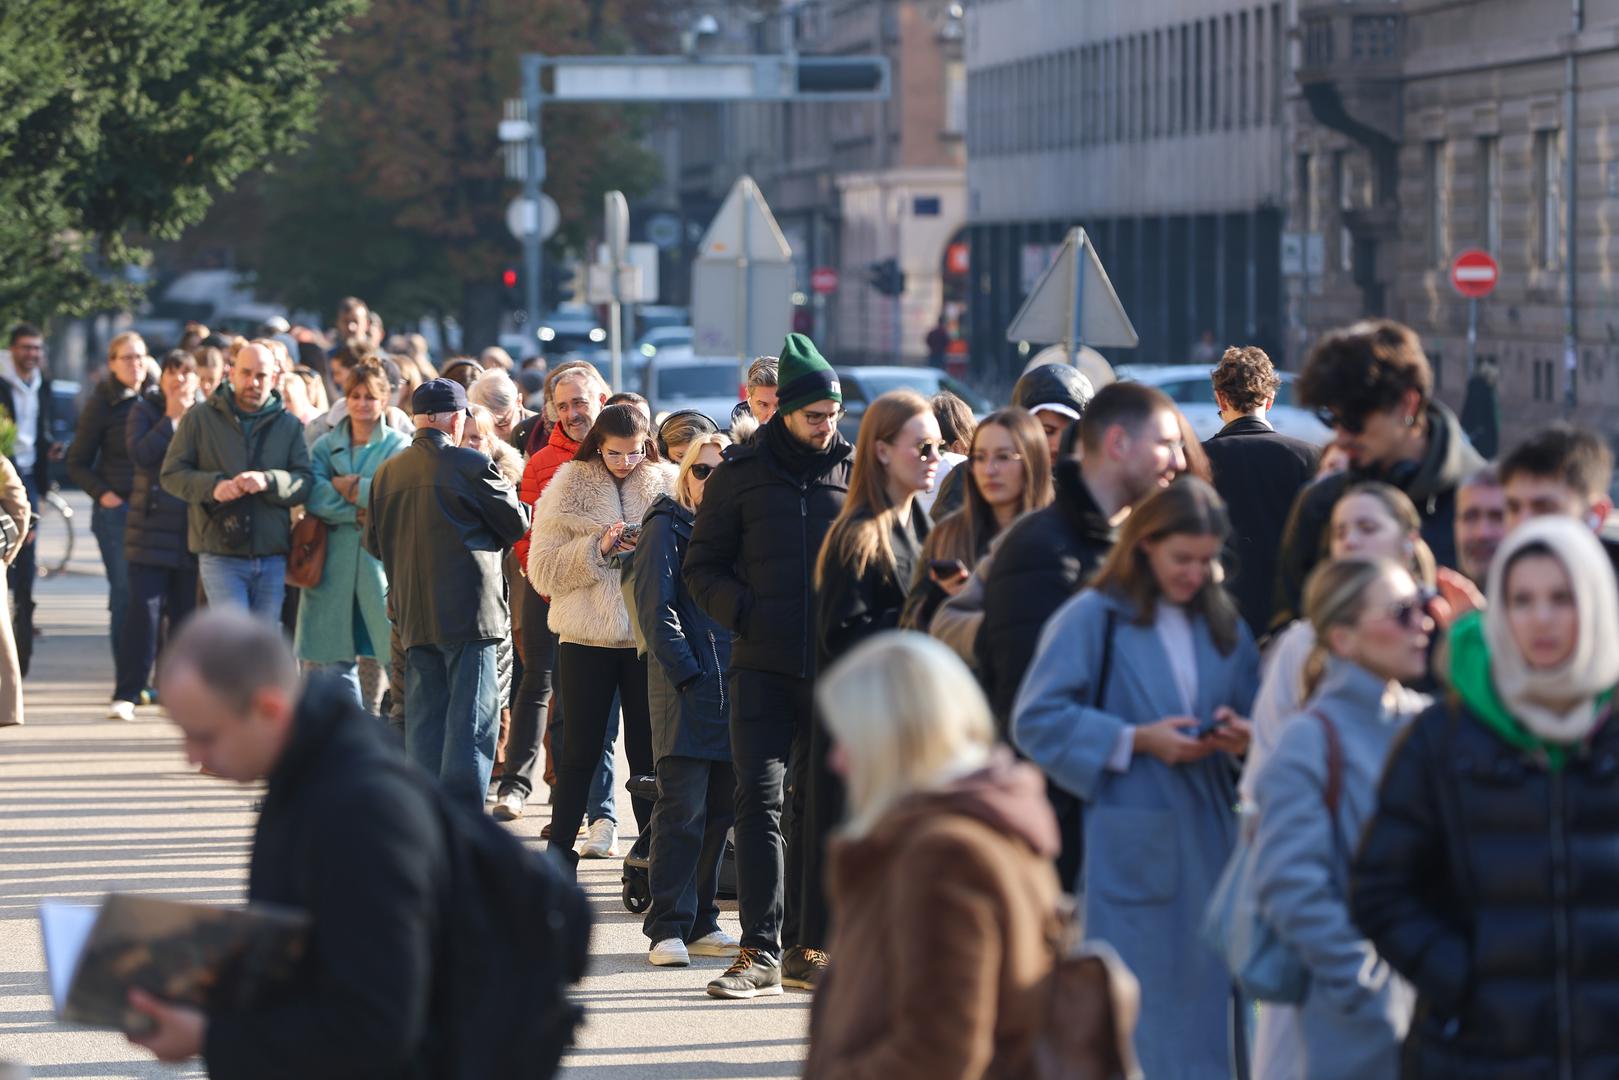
684, 332, 851, 998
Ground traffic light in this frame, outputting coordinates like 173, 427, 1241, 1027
867, 258, 905, 297
502, 267, 519, 289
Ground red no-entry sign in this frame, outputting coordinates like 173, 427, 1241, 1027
811, 267, 840, 294
1451, 250, 1499, 299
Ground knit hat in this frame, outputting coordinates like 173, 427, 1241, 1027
776, 333, 842, 415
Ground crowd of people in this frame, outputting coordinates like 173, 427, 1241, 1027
9, 300, 1619, 1079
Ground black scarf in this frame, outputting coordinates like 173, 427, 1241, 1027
764, 412, 845, 481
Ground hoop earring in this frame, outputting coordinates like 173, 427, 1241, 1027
1404, 413, 1417, 427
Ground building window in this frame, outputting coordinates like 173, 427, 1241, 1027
1535, 129, 1562, 269
1479, 136, 1500, 253
1298, 152, 1315, 231
1207, 19, 1218, 133
1223, 15, 1235, 129
1334, 150, 1353, 273
1239, 10, 1250, 127
945, 58, 966, 138
1425, 140, 1447, 268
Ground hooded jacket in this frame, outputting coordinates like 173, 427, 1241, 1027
159, 384, 313, 557
1272, 401, 1482, 629
1351, 621, 1619, 1078
802, 754, 1066, 1080
67, 371, 155, 500
529, 458, 675, 649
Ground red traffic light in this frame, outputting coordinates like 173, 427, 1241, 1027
502, 268, 518, 289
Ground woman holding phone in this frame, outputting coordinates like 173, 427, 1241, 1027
1013, 477, 1260, 1080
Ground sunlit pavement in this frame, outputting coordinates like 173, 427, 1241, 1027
0, 490, 808, 1079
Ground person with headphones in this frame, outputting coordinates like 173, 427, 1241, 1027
657, 411, 720, 466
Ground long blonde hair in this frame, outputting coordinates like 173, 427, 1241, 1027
815, 389, 931, 588
1300, 558, 1406, 699
816, 631, 994, 838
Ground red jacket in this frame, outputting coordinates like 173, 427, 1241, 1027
515, 422, 579, 567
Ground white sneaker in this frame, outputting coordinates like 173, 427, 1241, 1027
687, 930, 742, 958
579, 818, 619, 858
491, 790, 525, 821
106, 700, 136, 722
649, 938, 690, 967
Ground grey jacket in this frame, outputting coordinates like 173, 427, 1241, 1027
1248, 657, 1420, 1080
363, 428, 529, 650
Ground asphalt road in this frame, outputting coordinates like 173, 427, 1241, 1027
0, 491, 809, 1079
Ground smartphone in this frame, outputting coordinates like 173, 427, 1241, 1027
1195, 715, 1229, 740
619, 523, 642, 545
929, 559, 968, 580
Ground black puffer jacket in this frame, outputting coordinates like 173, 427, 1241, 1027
685, 415, 851, 679
67, 373, 153, 499
123, 393, 194, 570
1351, 700, 1619, 1079
977, 459, 1116, 728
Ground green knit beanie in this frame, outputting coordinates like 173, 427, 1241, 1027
776, 333, 842, 415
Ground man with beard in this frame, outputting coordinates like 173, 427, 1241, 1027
1453, 465, 1507, 586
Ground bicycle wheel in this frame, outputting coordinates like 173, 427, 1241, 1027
34, 490, 75, 579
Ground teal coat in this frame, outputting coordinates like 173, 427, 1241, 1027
294, 419, 409, 664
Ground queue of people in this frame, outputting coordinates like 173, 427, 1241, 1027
15, 302, 1619, 1080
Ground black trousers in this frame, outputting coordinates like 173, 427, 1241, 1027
500, 585, 556, 797
729, 668, 813, 957
113, 560, 197, 703
800, 705, 844, 951
8, 477, 37, 677
548, 643, 652, 871
644, 755, 734, 946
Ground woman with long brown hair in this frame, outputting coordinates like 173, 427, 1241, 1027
1013, 476, 1260, 1079
798, 389, 942, 980
902, 406, 1052, 632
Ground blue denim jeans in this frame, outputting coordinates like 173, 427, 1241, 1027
90, 502, 130, 662
113, 561, 197, 704
196, 554, 286, 622
404, 639, 500, 811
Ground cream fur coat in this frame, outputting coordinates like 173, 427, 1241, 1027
529, 457, 675, 647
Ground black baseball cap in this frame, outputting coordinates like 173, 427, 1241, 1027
412, 377, 469, 415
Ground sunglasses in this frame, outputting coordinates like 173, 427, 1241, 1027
690, 463, 715, 481
1379, 595, 1429, 628
1314, 408, 1366, 435
914, 441, 946, 462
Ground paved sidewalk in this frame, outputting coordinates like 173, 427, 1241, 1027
0, 492, 809, 1079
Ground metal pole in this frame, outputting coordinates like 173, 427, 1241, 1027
609, 295, 622, 392
1564, 0, 1583, 417
1069, 228, 1086, 365
739, 178, 754, 387
1467, 296, 1479, 375
522, 55, 545, 342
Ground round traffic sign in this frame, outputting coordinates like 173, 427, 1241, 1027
506, 195, 560, 241
1451, 250, 1499, 299
811, 267, 839, 294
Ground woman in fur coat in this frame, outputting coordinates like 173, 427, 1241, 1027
530, 403, 676, 872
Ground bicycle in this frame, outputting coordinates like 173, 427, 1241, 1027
34, 485, 75, 579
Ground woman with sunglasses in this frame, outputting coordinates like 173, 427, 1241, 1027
1244, 558, 1429, 1080
633, 432, 745, 967
799, 390, 942, 973
530, 403, 675, 873
1352, 517, 1619, 1077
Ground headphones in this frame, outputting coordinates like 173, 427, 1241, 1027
656, 409, 719, 457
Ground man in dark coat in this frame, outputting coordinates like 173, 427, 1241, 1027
366, 378, 529, 810
685, 333, 851, 998
1273, 319, 1484, 628
0, 323, 57, 675
1201, 346, 1320, 638
127, 609, 451, 1078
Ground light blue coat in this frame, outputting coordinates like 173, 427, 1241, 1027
1013, 587, 1259, 1080
294, 419, 409, 664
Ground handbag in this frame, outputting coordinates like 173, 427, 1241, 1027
285, 513, 329, 589
1200, 709, 1345, 1004
1031, 898, 1143, 1080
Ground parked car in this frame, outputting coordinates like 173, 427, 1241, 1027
636, 305, 690, 336
636, 325, 693, 360
834, 366, 993, 441
537, 305, 606, 358
1112, 364, 1333, 445
646, 356, 744, 428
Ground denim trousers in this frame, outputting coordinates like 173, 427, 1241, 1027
89, 502, 130, 662
404, 639, 500, 811
112, 561, 197, 703
644, 755, 735, 946
196, 553, 286, 622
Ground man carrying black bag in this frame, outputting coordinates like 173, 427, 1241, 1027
129, 609, 591, 1078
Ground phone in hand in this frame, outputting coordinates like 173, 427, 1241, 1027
929, 559, 969, 581
1195, 715, 1229, 740
618, 523, 642, 546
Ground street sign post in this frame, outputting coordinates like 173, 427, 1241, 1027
811, 267, 839, 295
1451, 250, 1499, 374
1005, 227, 1138, 365
691, 176, 794, 385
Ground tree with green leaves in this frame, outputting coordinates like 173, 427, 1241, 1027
0, 0, 364, 327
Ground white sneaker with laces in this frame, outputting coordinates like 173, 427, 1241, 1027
580, 818, 618, 859
649, 938, 690, 967
491, 790, 525, 821
687, 930, 742, 958
106, 700, 136, 722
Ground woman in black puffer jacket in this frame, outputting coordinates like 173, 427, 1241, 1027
111, 351, 200, 714
1352, 516, 1619, 1078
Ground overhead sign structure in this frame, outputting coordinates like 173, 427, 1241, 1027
1451, 249, 1499, 299
1005, 227, 1138, 365
691, 176, 795, 380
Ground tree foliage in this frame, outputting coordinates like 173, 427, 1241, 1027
0, 0, 364, 326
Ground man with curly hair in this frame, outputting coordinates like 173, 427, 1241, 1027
1271, 320, 1483, 628
1202, 346, 1320, 636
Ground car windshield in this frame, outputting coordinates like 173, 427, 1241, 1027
656, 364, 737, 399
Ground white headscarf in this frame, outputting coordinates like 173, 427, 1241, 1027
1484, 516, 1619, 744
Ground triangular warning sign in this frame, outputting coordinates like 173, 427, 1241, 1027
1005, 228, 1138, 349
698, 176, 792, 262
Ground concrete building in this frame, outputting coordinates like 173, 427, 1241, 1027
964, 1, 1289, 386
643, 0, 967, 364
1290, 0, 1619, 448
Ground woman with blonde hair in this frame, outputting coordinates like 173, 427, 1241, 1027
634, 432, 743, 966
803, 631, 1074, 1079
1014, 476, 1260, 1078
799, 389, 941, 975
462, 404, 524, 488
